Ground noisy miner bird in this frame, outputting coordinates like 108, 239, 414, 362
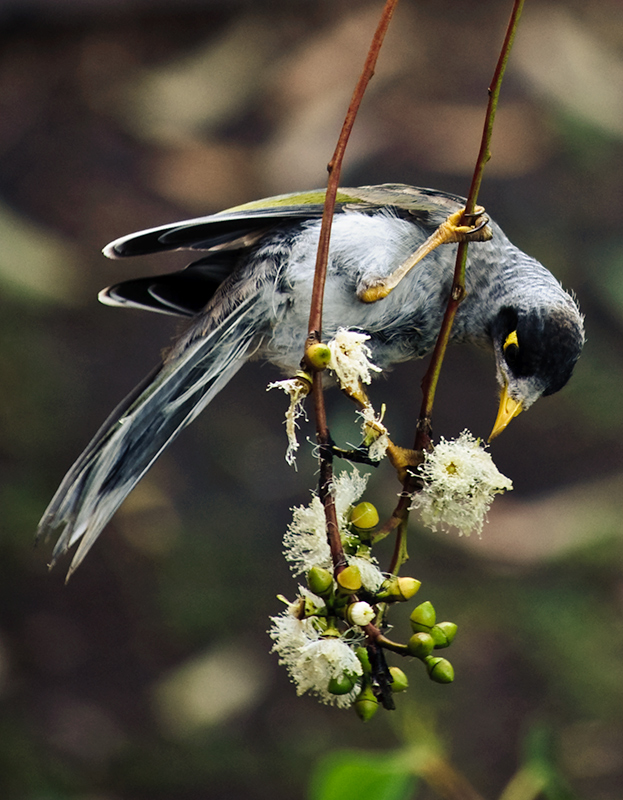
38, 184, 584, 576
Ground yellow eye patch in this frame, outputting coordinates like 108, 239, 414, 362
503, 330, 519, 351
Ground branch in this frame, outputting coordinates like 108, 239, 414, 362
307, 0, 399, 575
415, 0, 525, 450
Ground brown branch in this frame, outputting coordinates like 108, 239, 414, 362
307, 0, 400, 339
307, 0, 400, 575
414, 0, 525, 450
378, 0, 525, 572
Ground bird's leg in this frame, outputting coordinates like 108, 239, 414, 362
358, 207, 491, 303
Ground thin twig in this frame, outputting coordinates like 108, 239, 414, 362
415, 0, 525, 450
307, 0, 399, 575
382, 0, 525, 574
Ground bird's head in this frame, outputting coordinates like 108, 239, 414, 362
488, 303, 585, 440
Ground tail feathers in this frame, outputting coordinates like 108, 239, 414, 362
37, 296, 260, 579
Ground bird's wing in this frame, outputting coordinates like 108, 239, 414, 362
37, 291, 262, 578
99, 184, 467, 317
104, 184, 467, 258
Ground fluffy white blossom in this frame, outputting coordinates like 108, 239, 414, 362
347, 555, 385, 592
283, 469, 368, 575
410, 430, 513, 537
327, 329, 382, 395
268, 603, 363, 707
267, 376, 310, 465
359, 405, 389, 461
283, 470, 384, 590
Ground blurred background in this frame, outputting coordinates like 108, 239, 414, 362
1, 0, 622, 798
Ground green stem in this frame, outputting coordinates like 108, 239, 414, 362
414, 0, 525, 450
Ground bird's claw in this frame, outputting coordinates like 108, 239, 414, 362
359, 206, 492, 303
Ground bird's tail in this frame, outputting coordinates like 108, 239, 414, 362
37, 295, 261, 578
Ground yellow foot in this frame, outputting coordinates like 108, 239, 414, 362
358, 206, 491, 303
386, 441, 424, 484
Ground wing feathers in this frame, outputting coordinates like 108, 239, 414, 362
38, 295, 261, 578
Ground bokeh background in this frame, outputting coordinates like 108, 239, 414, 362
1, 1, 622, 798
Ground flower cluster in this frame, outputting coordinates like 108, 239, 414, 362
410, 430, 513, 536
326, 328, 382, 395
283, 469, 385, 591
269, 588, 364, 708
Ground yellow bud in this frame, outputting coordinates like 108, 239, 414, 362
336, 565, 362, 594
305, 342, 332, 370
350, 502, 379, 530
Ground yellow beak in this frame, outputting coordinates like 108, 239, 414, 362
489, 383, 523, 440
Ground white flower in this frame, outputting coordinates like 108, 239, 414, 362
327, 329, 382, 395
347, 601, 375, 626
268, 606, 363, 707
267, 376, 310, 465
359, 405, 389, 462
283, 469, 370, 576
410, 430, 513, 537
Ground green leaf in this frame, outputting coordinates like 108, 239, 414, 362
309, 750, 416, 800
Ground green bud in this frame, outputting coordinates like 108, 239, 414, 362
356, 647, 371, 674
425, 656, 454, 684
303, 594, 326, 618
321, 620, 341, 638
336, 565, 362, 594
307, 566, 334, 596
389, 666, 409, 692
407, 632, 435, 659
354, 685, 379, 722
328, 674, 357, 695
350, 502, 379, 530
410, 600, 436, 632
431, 621, 458, 649
305, 342, 332, 370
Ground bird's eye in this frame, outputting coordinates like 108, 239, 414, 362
503, 330, 520, 365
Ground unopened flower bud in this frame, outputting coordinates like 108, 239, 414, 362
431, 621, 458, 649
305, 342, 332, 371
377, 576, 421, 602
346, 601, 375, 627
350, 502, 379, 530
410, 600, 436, 632
425, 656, 454, 684
354, 685, 379, 721
307, 566, 334, 596
328, 673, 357, 695
407, 632, 435, 659
336, 565, 362, 594
356, 647, 371, 674
389, 666, 409, 692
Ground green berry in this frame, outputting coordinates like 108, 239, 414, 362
425, 656, 454, 684
431, 621, 458, 649
389, 666, 409, 692
356, 647, 371, 674
307, 566, 334, 596
354, 685, 379, 721
407, 632, 435, 659
410, 600, 436, 632
350, 502, 379, 530
328, 674, 357, 695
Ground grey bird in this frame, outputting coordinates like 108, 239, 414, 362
37, 184, 584, 576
